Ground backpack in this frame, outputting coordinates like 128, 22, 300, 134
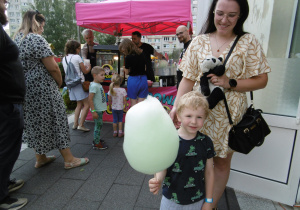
64, 55, 81, 89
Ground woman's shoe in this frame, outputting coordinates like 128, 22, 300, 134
35, 156, 56, 168
64, 158, 89, 170
72, 124, 78, 130
77, 126, 90, 132
118, 131, 124, 138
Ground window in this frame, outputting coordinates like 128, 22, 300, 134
17, 19, 20, 23
155, 39, 160, 43
16, 13, 21, 17
142, 36, 145, 39
164, 37, 169, 41
10, 19, 15, 23
173, 44, 176, 48
154, 45, 160, 50
172, 37, 176, 41
15, 0, 19, 2
164, 44, 169, 48
15, 5, 19, 9
193, 15, 197, 20
148, 39, 152, 42
9, 12, 14, 16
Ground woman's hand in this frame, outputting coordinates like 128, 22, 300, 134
207, 73, 230, 89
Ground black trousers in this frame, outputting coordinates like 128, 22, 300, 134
0, 104, 23, 201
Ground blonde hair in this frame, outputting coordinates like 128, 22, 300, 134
109, 74, 122, 96
16, 10, 45, 38
176, 91, 209, 117
119, 38, 141, 56
91, 66, 104, 76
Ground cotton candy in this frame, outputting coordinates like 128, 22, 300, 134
123, 96, 179, 175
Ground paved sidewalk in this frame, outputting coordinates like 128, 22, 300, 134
9, 121, 259, 210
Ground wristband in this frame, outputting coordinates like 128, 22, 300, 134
91, 110, 96, 113
205, 198, 213, 203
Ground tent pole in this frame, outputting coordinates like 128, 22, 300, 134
78, 26, 82, 56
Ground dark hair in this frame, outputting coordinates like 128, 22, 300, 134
64, 40, 80, 55
200, 0, 249, 36
132, 31, 141, 38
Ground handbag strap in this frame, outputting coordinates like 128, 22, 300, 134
220, 35, 243, 125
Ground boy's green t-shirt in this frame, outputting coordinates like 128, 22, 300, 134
89, 82, 107, 112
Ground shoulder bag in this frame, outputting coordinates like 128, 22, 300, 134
222, 35, 271, 154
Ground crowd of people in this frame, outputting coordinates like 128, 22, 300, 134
0, 0, 271, 209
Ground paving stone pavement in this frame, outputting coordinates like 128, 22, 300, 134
10, 122, 240, 210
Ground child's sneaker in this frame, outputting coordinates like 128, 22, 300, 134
92, 142, 108, 150
113, 131, 118, 137
118, 131, 124, 138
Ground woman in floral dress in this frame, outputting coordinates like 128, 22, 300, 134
169, 0, 271, 208
14, 10, 89, 170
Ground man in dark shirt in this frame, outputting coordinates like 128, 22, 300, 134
0, 0, 28, 209
131, 31, 166, 82
176, 25, 192, 89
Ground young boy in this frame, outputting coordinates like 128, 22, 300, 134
149, 91, 215, 210
88, 66, 108, 150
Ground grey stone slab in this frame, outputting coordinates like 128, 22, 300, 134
33, 178, 84, 208
74, 167, 121, 201
134, 207, 159, 210
17, 148, 35, 161
135, 175, 161, 209
62, 154, 106, 180
63, 199, 101, 210
67, 143, 92, 157
12, 159, 28, 172
98, 146, 126, 168
10, 172, 34, 183
235, 190, 276, 210
12, 159, 42, 177
17, 162, 66, 195
115, 162, 145, 186
99, 184, 141, 210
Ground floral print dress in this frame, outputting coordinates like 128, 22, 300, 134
179, 33, 271, 158
14, 32, 70, 154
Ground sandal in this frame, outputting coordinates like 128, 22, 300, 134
64, 158, 89, 170
35, 155, 56, 168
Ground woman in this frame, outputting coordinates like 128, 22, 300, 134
14, 10, 89, 169
63, 40, 91, 131
169, 0, 271, 208
119, 38, 148, 107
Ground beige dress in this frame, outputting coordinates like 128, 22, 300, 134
179, 33, 271, 158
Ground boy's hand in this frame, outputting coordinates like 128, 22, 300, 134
92, 112, 98, 120
201, 202, 212, 210
149, 178, 162, 195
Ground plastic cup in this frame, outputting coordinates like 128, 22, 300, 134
84, 59, 90, 66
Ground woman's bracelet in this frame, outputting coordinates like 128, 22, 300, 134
91, 110, 96, 113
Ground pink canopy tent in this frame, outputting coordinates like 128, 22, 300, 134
75, 0, 193, 36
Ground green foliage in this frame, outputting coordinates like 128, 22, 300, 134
93, 32, 116, 45
63, 90, 77, 110
169, 48, 182, 61
58, 62, 66, 87
31, 0, 117, 55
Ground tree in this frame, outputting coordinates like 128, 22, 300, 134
33, 0, 117, 55
34, 0, 78, 56
169, 48, 182, 62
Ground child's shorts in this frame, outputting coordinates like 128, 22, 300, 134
127, 75, 148, 99
112, 109, 123, 123
160, 196, 204, 210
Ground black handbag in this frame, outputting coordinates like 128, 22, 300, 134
213, 34, 271, 154
224, 92, 271, 154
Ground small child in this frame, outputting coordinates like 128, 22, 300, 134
108, 74, 127, 137
149, 91, 215, 210
88, 66, 108, 150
